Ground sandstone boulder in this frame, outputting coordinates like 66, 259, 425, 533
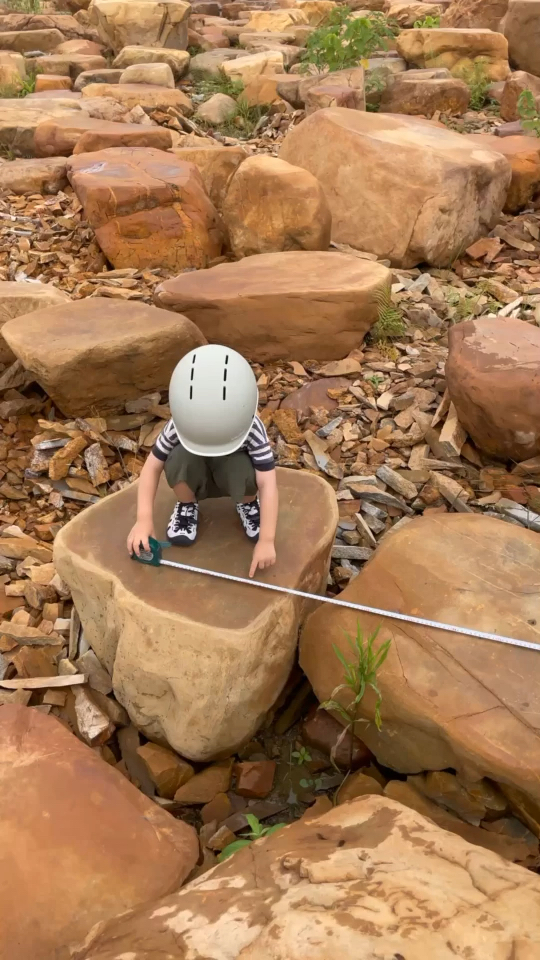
0, 157, 68, 195
503, 0, 540, 76
25, 53, 107, 78
500, 70, 540, 120
445, 316, 540, 461
0, 27, 64, 52
195, 91, 237, 123
2, 298, 205, 416
241, 72, 292, 106
155, 251, 390, 360
388, 0, 444, 26
0, 704, 198, 960
35, 73, 73, 92
0, 50, 25, 88
0, 11, 99, 41
442, 0, 509, 30
300, 513, 540, 806
119, 61, 175, 87
222, 155, 331, 258
54, 468, 337, 761
91, 0, 191, 53
222, 48, 285, 83
55, 38, 105, 55
171, 142, 247, 207
73, 67, 123, 90
280, 109, 511, 268
379, 75, 470, 115
67, 147, 223, 271
296, 0, 336, 24
0, 280, 70, 363
0, 98, 82, 155
189, 48, 251, 78
396, 26, 510, 80
242, 40, 302, 68
35, 115, 172, 156
245, 8, 308, 31
81, 81, 193, 115
113, 45, 190, 79
305, 81, 366, 113
74, 795, 540, 960
466, 132, 540, 211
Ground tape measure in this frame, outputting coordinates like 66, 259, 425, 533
131, 538, 539, 653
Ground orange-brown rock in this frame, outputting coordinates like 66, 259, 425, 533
0, 157, 68, 195
240, 72, 295, 106
55, 38, 105, 56
81, 82, 194, 115
466, 133, 540, 211
302, 704, 373, 769
136, 742, 194, 798
35, 114, 172, 157
25, 53, 107, 78
171, 142, 248, 208
301, 512, 540, 806
441, 0, 509, 30
235, 760, 276, 798
222, 155, 331, 258
91, 0, 191, 54
0, 704, 198, 960
0, 279, 70, 362
396, 26, 510, 81
503, 0, 540, 77
445, 316, 540, 461
34, 73, 73, 92
500, 69, 540, 120
68, 796, 540, 960
2, 298, 206, 416
67, 147, 223, 271
155, 251, 391, 361
305, 81, 365, 114
379, 75, 470, 115
0, 27, 64, 53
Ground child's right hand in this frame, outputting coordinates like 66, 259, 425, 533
127, 520, 155, 557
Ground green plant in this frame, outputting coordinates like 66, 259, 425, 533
299, 775, 324, 790
301, 6, 397, 73
413, 14, 440, 27
365, 68, 387, 112
320, 623, 391, 770
0, 69, 36, 99
292, 746, 312, 765
4, 0, 41, 10
365, 373, 384, 388
207, 98, 265, 139
198, 72, 244, 100
218, 814, 286, 862
371, 287, 406, 341
518, 89, 540, 136
462, 59, 491, 111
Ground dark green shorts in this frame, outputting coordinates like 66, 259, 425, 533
164, 443, 257, 502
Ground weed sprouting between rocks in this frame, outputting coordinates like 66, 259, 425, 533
371, 287, 407, 342
300, 6, 398, 74
218, 813, 287, 862
518, 89, 540, 136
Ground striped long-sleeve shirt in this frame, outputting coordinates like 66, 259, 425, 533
152, 415, 275, 472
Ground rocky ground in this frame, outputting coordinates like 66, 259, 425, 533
0, 0, 540, 956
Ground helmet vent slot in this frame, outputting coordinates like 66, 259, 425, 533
189, 386, 193, 399
223, 386, 227, 400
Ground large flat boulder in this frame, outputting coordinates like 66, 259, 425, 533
171, 142, 248, 207
2, 297, 206, 416
0, 156, 68, 195
466, 132, 540, 211
0, 704, 198, 960
54, 468, 338, 761
112, 45, 190, 80
0, 27, 65, 52
300, 513, 540, 808
155, 251, 391, 361
81, 81, 193, 114
379, 75, 471, 115
0, 11, 100, 42
280, 109, 511, 268
0, 97, 83, 155
67, 147, 223, 271
34, 114, 172, 156
503, 0, 540, 77
0, 279, 70, 363
445, 316, 540, 461
74, 795, 540, 959
25, 53, 107, 78
222, 155, 331, 258
441, 0, 509, 30
91, 0, 191, 53
396, 26, 510, 80
222, 49, 285, 84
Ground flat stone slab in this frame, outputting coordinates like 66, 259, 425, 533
54, 468, 338, 761
0, 279, 70, 363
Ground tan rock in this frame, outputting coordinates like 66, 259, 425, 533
195, 91, 237, 123
305, 81, 366, 113
0, 157, 68, 196
503, 0, 540, 77
446, 316, 540, 461
154, 251, 391, 361
2, 298, 206, 417
296, 0, 336, 25
0, 97, 83, 156
297, 65, 365, 106
0, 50, 25, 88
35, 73, 73, 92
67, 147, 223, 271
409, 769, 494, 820
396, 26, 510, 80
188, 47, 251, 79
25, 53, 107, 78
242, 41, 302, 68
54, 468, 338, 761
380, 75, 470, 115
0, 703, 198, 960
336, 769, 384, 804
239, 73, 285, 106
246, 8, 308, 31
280, 109, 511, 267
300, 513, 540, 808
222, 49, 285, 83
69, 795, 540, 960
171, 142, 248, 208
0, 27, 64, 53
119, 61, 175, 88
35, 114, 172, 156
222, 155, 331, 258
81, 81, 194, 115
0, 280, 70, 364
136, 742, 194, 798
388, 0, 444, 26
466, 132, 540, 212
174, 760, 233, 802
302, 704, 373, 768
55, 38, 105, 55
112, 45, 190, 80
91, 0, 191, 54
500, 70, 540, 121
442, 0, 508, 30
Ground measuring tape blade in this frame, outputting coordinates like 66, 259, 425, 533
158, 557, 539, 653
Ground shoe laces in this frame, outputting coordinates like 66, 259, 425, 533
173, 502, 197, 532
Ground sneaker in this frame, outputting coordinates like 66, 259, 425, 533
167, 502, 199, 546
236, 499, 260, 542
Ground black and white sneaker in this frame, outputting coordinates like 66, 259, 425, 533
167, 502, 199, 546
236, 499, 260, 542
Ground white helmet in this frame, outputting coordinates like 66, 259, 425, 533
169, 345, 258, 457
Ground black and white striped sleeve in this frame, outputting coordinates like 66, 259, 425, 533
245, 416, 275, 472
152, 418, 180, 462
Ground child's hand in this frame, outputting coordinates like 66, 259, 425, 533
249, 540, 276, 578
127, 520, 155, 557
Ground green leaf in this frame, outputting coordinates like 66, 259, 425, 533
245, 814, 263, 836
262, 823, 287, 836
299, 778, 313, 788
217, 839, 252, 862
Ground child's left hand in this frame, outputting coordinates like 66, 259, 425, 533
249, 540, 276, 578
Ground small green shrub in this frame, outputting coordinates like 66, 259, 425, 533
301, 6, 398, 74
0, 69, 36, 99
198, 72, 244, 100
4, 0, 41, 10
413, 14, 440, 27
365, 68, 387, 112
218, 814, 286, 862
371, 287, 406, 341
518, 89, 540, 136
462, 59, 491, 111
